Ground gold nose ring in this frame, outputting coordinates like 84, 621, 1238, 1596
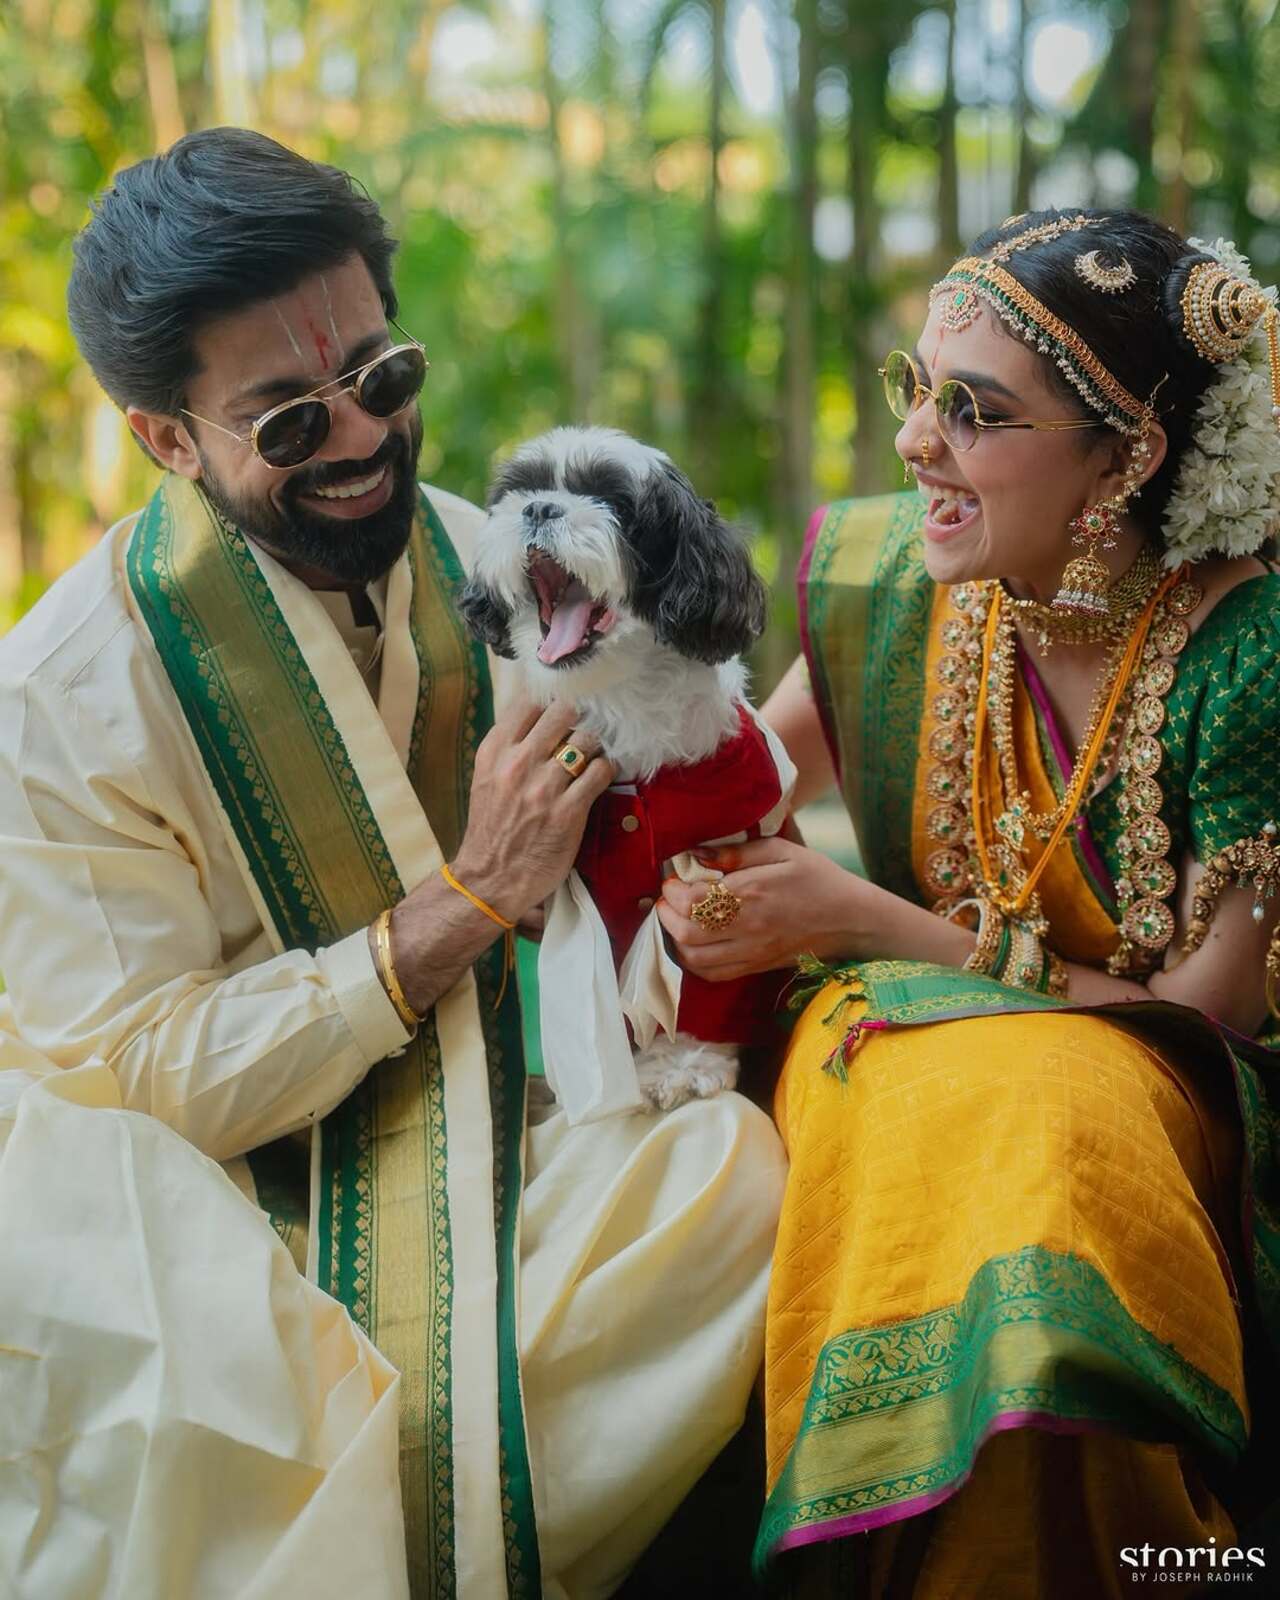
921, 438, 932, 468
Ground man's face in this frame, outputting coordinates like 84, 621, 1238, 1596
178, 254, 422, 587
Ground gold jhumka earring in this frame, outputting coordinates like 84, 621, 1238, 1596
1052, 388, 1160, 618
1052, 501, 1121, 617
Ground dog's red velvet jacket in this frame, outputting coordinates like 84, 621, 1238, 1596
573, 704, 790, 1045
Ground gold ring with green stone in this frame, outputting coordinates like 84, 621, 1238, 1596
553, 742, 589, 778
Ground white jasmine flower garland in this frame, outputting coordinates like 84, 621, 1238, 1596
1159, 236, 1280, 567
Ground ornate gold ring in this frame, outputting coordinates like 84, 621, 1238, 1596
690, 880, 742, 932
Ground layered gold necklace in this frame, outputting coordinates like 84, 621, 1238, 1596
974, 576, 1171, 920
921, 565, 1204, 977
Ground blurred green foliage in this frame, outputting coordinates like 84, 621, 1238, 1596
2, 0, 1278, 690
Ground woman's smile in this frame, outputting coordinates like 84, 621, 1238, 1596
917, 470, 982, 544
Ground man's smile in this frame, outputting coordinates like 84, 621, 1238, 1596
295, 461, 394, 520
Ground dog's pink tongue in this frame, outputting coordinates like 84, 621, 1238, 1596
538, 580, 595, 664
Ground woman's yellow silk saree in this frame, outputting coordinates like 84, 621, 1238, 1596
757, 495, 1280, 1593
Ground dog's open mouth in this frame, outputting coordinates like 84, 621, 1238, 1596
527, 552, 618, 666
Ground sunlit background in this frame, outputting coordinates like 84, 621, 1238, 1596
3, 0, 1278, 684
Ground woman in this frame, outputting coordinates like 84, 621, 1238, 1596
658, 210, 1280, 1595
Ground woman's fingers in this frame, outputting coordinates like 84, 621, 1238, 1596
694, 836, 799, 874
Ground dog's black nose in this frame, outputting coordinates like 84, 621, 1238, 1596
523, 499, 565, 525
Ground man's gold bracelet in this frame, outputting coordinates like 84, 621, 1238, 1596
373, 906, 424, 1031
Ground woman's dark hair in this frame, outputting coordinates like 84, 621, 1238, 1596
965, 208, 1221, 540
67, 127, 399, 417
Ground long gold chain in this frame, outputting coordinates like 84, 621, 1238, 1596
972, 576, 1173, 918
987, 606, 1129, 845
923, 570, 1202, 977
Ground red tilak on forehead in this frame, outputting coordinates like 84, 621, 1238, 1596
305, 318, 332, 368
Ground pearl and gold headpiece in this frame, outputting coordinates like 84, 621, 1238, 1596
929, 214, 1152, 435
929, 217, 1280, 563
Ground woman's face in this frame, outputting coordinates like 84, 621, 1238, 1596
896, 301, 1120, 590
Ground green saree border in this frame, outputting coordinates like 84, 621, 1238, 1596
755, 1244, 1248, 1570
860, 500, 932, 902
800, 493, 932, 904
761, 961, 1280, 1570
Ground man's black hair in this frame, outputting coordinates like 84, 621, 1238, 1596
67, 126, 399, 417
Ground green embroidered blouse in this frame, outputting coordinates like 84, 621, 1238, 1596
1079, 572, 1280, 896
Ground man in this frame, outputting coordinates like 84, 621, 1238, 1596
0, 128, 785, 1600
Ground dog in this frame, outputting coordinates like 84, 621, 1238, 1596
459, 426, 795, 1118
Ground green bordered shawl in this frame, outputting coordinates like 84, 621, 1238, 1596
127, 474, 539, 1599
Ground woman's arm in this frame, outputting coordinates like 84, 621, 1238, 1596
658, 840, 1275, 1037
761, 656, 838, 810
1061, 865, 1274, 1034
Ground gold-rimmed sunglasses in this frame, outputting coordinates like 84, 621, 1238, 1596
879, 349, 1106, 452
181, 325, 429, 470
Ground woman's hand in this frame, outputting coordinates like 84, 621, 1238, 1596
656, 836, 874, 981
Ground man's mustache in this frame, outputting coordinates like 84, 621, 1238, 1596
286, 433, 404, 498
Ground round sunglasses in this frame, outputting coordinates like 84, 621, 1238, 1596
181, 332, 429, 470
879, 349, 1105, 452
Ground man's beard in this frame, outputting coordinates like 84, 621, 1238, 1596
198, 415, 423, 586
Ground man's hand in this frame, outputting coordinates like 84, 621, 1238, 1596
450, 699, 616, 921
385, 700, 615, 1017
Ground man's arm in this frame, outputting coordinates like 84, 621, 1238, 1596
0, 678, 608, 1162
380, 699, 613, 1013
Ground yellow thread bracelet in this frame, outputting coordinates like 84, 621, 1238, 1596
440, 864, 516, 930
440, 864, 517, 1009
373, 907, 423, 1031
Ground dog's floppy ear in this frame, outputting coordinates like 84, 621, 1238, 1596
458, 580, 518, 659
631, 462, 767, 663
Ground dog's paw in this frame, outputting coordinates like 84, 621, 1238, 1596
634, 1035, 739, 1112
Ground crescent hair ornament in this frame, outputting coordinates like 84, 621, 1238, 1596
1075, 249, 1137, 294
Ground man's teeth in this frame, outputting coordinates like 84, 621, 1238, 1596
311, 465, 388, 500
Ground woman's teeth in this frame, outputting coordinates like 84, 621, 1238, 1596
928, 486, 980, 526
311, 465, 388, 500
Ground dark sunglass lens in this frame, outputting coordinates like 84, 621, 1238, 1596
359, 347, 427, 419
256, 400, 331, 468
936, 382, 978, 451
882, 353, 917, 422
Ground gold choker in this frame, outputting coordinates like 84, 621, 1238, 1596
1000, 544, 1162, 649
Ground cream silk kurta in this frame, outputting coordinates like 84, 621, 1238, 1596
0, 485, 786, 1600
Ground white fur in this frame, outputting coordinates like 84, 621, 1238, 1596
516, 424, 671, 484
471, 490, 630, 617
633, 1034, 739, 1113
472, 433, 748, 778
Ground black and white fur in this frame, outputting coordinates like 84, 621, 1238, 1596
459, 426, 770, 1110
